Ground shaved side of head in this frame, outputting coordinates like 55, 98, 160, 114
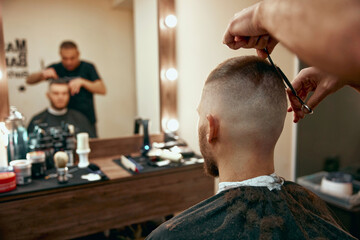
199, 56, 287, 150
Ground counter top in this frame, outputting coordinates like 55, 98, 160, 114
0, 135, 214, 239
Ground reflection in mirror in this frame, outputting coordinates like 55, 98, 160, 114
1, 0, 159, 138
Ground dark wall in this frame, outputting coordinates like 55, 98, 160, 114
295, 85, 360, 178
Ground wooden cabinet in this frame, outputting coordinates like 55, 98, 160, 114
0, 135, 214, 239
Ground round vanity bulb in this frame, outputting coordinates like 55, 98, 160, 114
166, 119, 179, 132
0, 70, 3, 80
165, 68, 178, 81
165, 15, 177, 28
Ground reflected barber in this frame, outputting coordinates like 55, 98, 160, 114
26, 41, 107, 137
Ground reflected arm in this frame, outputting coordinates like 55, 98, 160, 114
26, 72, 45, 84
26, 68, 58, 84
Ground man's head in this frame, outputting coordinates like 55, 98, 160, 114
47, 79, 70, 110
197, 56, 287, 177
59, 41, 80, 71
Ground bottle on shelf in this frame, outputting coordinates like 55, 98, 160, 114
6, 106, 28, 162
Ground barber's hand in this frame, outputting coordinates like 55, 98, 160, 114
42, 68, 58, 79
222, 3, 278, 59
68, 78, 84, 96
287, 67, 344, 123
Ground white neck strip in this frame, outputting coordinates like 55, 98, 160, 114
217, 173, 284, 194
48, 107, 68, 116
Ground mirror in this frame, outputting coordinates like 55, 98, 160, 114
1, 0, 160, 138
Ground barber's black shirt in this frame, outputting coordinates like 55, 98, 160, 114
48, 61, 100, 124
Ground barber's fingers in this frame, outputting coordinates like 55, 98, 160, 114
287, 89, 306, 123
266, 37, 278, 54
246, 36, 260, 48
50, 69, 58, 79
256, 37, 279, 59
71, 87, 80, 96
69, 84, 80, 96
226, 36, 248, 50
286, 94, 302, 123
289, 68, 316, 109
70, 87, 76, 96
286, 68, 318, 122
231, 36, 261, 50
223, 3, 266, 49
254, 35, 269, 50
287, 67, 344, 123
43, 68, 58, 79
304, 76, 342, 111
288, 81, 333, 123
291, 67, 331, 110
223, 31, 235, 48
226, 34, 278, 59
239, 36, 265, 49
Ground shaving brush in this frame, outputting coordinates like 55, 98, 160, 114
54, 151, 69, 184
54, 151, 69, 168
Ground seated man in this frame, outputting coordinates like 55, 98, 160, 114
146, 56, 356, 239
28, 79, 96, 138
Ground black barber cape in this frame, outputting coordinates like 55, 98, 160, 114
28, 109, 96, 138
146, 181, 356, 240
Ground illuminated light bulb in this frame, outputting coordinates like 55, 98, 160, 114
162, 117, 169, 131
165, 68, 178, 81
166, 119, 179, 132
0, 70, 3, 80
165, 15, 177, 28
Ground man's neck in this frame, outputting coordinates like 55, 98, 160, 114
216, 147, 275, 182
48, 106, 68, 116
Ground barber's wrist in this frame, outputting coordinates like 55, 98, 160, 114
80, 78, 87, 86
40, 71, 47, 80
253, 1, 265, 33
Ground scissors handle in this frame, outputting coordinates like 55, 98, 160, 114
264, 48, 313, 114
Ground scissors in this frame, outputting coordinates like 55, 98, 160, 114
264, 48, 313, 114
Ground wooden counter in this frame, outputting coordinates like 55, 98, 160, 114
0, 135, 214, 239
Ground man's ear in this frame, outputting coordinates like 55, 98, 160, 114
206, 114, 219, 143
46, 92, 50, 100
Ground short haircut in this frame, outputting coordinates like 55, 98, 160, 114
49, 78, 69, 89
60, 41, 78, 50
203, 56, 287, 143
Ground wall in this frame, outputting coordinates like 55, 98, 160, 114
176, 0, 296, 180
1, 0, 137, 138
133, 0, 160, 134
296, 86, 360, 178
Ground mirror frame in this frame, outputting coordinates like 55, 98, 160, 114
0, 0, 177, 134
158, 0, 177, 132
0, 7, 9, 121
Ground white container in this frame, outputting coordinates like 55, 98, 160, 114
77, 133, 89, 151
76, 149, 90, 168
297, 171, 360, 210
76, 133, 90, 168
321, 173, 353, 197
10, 159, 32, 185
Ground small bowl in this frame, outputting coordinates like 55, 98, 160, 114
321, 172, 353, 198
